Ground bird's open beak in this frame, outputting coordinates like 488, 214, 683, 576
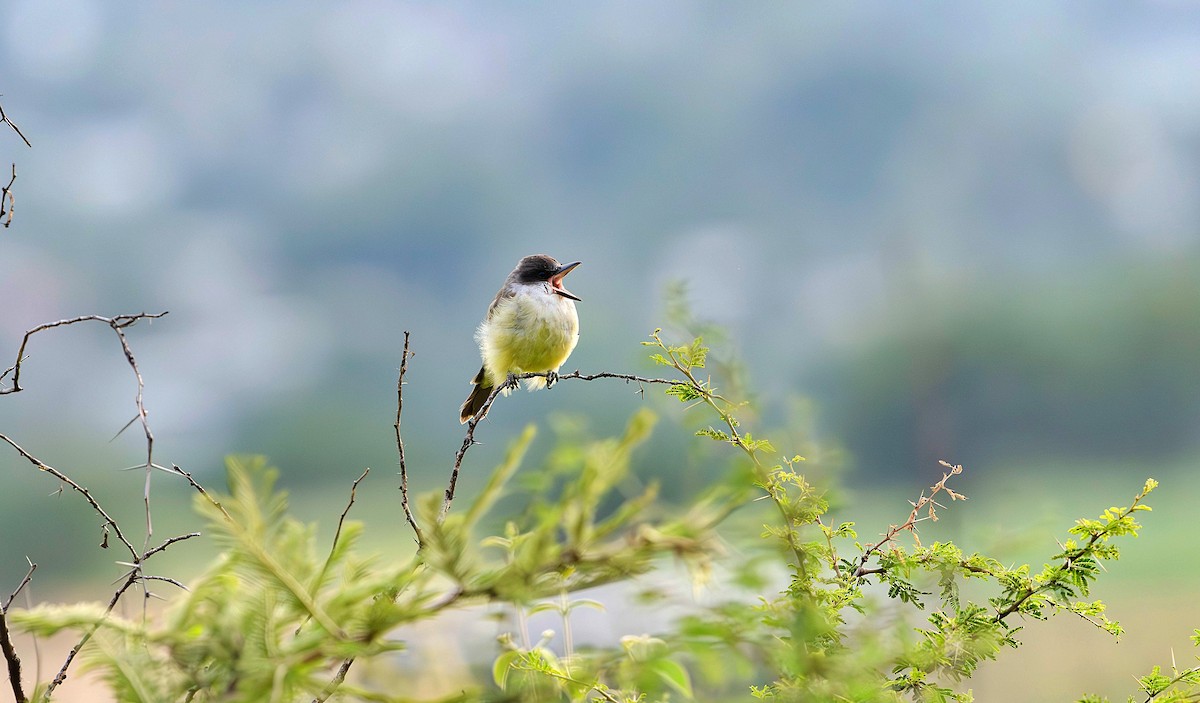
550, 261, 582, 301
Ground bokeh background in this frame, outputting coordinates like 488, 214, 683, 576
2, 2, 1199, 701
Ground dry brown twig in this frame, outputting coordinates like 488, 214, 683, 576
0, 98, 30, 230
439, 368, 681, 523
0, 165, 16, 230
852, 460, 967, 578
0, 311, 217, 694
0, 101, 31, 149
394, 332, 423, 546
0, 560, 34, 703
1, 313, 170, 546
388, 333, 681, 534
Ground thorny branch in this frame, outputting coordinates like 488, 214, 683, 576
311, 467, 370, 599
395, 332, 423, 546
0, 430, 204, 695
440, 369, 680, 523
0, 311, 211, 693
0, 101, 31, 149
851, 461, 966, 579
0, 99, 30, 230
990, 482, 1154, 624
0, 312, 170, 546
0, 562, 34, 703
0, 604, 24, 703
0, 165, 15, 230
4, 561, 36, 613
47, 537, 204, 693
0, 433, 141, 559
169, 463, 233, 523
313, 657, 355, 703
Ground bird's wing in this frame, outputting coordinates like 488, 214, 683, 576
485, 284, 517, 320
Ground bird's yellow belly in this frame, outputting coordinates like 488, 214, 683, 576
479, 295, 579, 390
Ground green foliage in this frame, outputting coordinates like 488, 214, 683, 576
8, 331, 1194, 703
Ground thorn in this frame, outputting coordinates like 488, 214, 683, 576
110, 414, 140, 442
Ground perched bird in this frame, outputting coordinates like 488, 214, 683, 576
459, 254, 581, 423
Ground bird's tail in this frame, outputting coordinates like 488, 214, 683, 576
459, 366, 492, 424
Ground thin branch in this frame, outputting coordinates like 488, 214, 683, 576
0, 560, 34, 703
1, 313, 168, 396
139, 575, 187, 590
0, 164, 15, 230
305, 465, 378, 698
992, 482, 1153, 624
0, 101, 31, 149
0, 433, 139, 560
168, 464, 233, 522
439, 369, 679, 522
1142, 664, 1200, 703
48, 527, 200, 694
1, 312, 169, 546
0, 441, 198, 696
4, 560, 36, 612
394, 332, 422, 545
851, 461, 966, 579
312, 468, 370, 597
335, 469, 369, 553
49, 571, 142, 693
313, 658, 355, 703
0, 602, 25, 703
142, 532, 202, 561
0, 309, 196, 694
643, 331, 812, 571
0, 99, 29, 231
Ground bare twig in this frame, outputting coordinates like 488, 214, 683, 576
851, 461, 966, 579
309, 468, 370, 599
0, 602, 25, 702
335, 469, 369, 554
1, 312, 168, 398
0, 310, 206, 694
0, 439, 197, 694
169, 464, 233, 522
4, 560, 36, 612
48, 527, 200, 694
0, 101, 31, 149
139, 575, 187, 590
0, 433, 140, 560
313, 658, 355, 703
0, 560, 34, 703
1, 312, 169, 546
0, 99, 30, 231
440, 369, 680, 522
0, 165, 15, 230
142, 532, 202, 561
395, 332, 422, 545
50, 570, 141, 692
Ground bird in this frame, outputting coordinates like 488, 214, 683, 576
459, 254, 581, 424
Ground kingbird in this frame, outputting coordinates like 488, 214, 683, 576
459, 254, 581, 423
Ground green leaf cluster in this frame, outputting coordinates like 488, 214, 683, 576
8, 329, 1196, 703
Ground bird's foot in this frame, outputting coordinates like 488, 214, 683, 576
545, 371, 559, 388
504, 373, 520, 392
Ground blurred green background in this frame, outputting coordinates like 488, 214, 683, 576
1, 2, 1199, 701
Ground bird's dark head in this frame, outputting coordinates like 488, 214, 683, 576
511, 254, 582, 301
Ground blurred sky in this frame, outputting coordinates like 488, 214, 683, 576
2, 3, 1200, 698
